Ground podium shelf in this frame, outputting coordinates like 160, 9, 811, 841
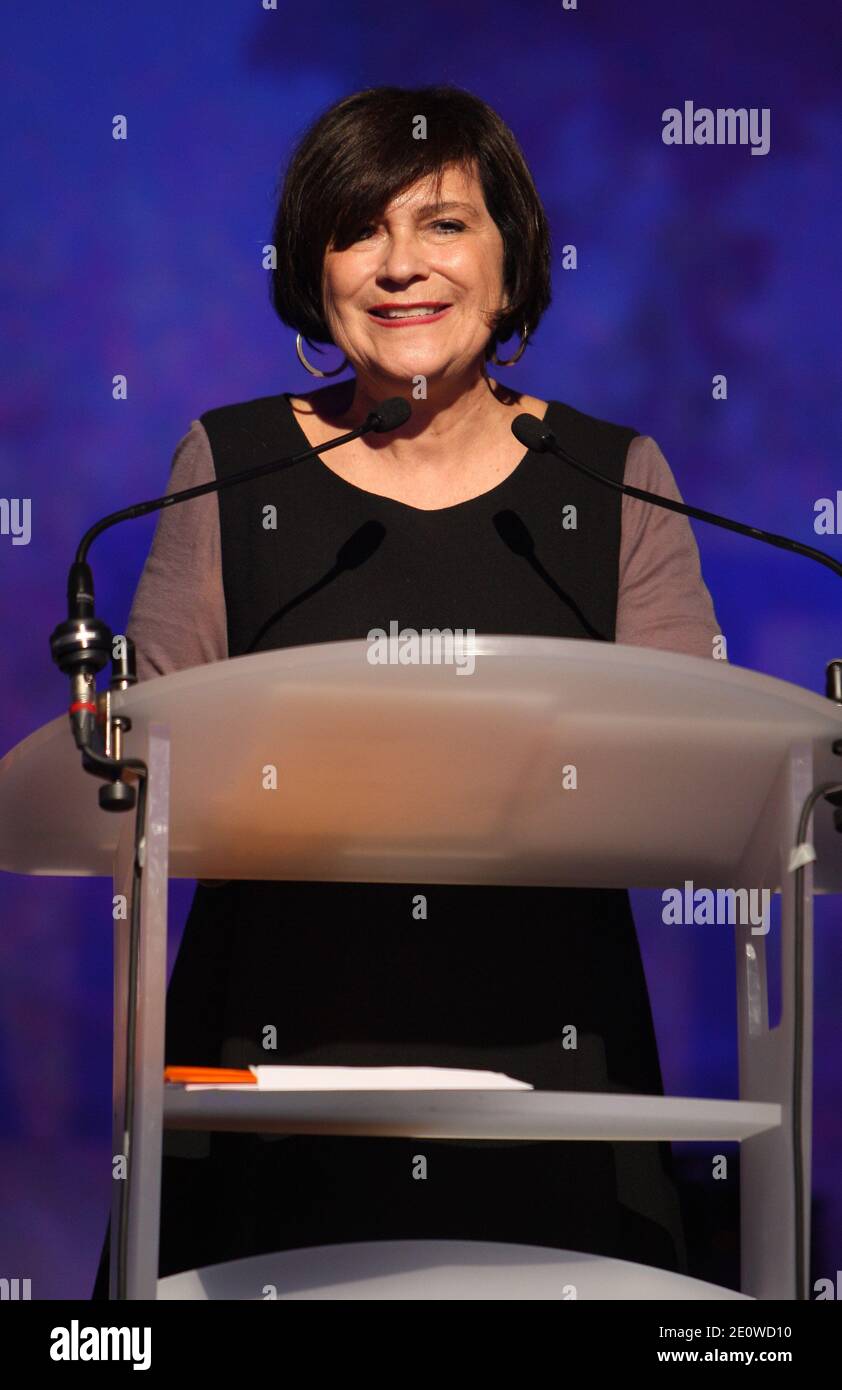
163, 1088, 781, 1142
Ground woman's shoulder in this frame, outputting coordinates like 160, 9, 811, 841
545, 395, 638, 437
504, 388, 549, 419
195, 389, 302, 466
492, 386, 636, 442
286, 379, 355, 427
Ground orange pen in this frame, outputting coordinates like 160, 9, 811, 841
164, 1066, 256, 1084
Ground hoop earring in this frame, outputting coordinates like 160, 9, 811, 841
295, 333, 349, 378
489, 324, 529, 368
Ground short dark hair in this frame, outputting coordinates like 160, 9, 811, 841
269, 85, 552, 360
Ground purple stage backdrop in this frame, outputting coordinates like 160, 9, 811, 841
1, 0, 840, 1298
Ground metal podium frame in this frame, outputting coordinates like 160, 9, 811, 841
109, 723, 817, 1300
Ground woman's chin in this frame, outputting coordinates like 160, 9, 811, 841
368, 349, 465, 384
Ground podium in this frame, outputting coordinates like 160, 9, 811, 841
2, 636, 841, 1299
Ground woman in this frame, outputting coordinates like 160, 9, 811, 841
93, 85, 721, 1295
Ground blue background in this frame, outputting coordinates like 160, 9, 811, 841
1, 0, 840, 1297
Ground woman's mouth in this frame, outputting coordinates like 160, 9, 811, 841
367, 302, 452, 327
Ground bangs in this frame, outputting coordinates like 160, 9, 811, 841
327, 155, 476, 253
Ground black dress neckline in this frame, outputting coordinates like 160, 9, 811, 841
281, 389, 555, 516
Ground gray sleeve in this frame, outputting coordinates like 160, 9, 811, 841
616, 435, 723, 659
124, 421, 228, 682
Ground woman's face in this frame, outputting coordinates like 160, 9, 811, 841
321, 163, 507, 386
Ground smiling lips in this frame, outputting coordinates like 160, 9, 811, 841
367, 301, 452, 327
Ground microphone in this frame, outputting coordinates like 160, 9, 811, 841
50, 396, 412, 758
368, 396, 411, 433
514, 410, 842, 704
493, 510, 608, 640
512, 412, 842, 583
244, 520, 387, 656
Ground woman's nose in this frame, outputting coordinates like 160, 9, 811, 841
378, 229, 428, 284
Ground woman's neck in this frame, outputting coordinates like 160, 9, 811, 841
288, 365, 549, 510
304, 368, 527, 462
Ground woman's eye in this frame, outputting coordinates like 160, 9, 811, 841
350, 218, 465, 243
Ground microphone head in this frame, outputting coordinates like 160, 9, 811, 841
511, 412, 553, 453
368, 397, 412, 433
493, 509, 535, 558
336, 520, 386, 570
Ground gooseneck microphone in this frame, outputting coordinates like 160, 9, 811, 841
78, 393, 410, 566
50, 396, 412, 757
512, 412, 842, 581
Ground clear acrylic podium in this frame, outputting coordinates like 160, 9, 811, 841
2, 636, 841, 1300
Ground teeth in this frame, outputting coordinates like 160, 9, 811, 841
377, 307, 443, 318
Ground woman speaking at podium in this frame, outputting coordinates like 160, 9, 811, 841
93, 85, 721, 1295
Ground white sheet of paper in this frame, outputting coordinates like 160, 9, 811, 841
183, 1066, 533, 1092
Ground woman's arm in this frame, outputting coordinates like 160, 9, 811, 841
124, 422, 228, 682
617, 435, 723, 659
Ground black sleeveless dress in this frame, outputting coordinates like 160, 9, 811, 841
93, 392, 687, 1294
